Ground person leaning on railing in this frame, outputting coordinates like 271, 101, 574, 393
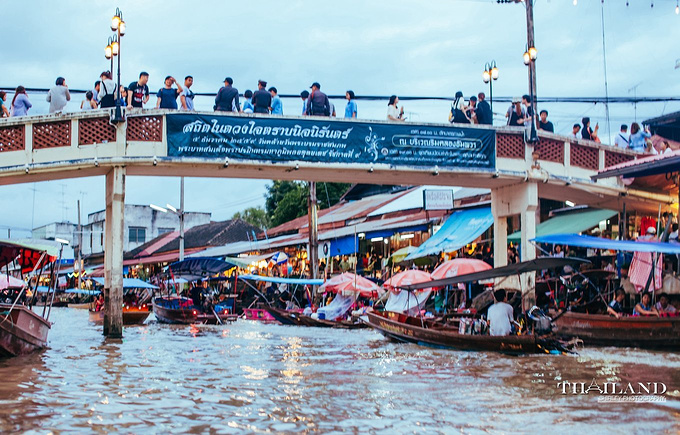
0, 91, 9, 117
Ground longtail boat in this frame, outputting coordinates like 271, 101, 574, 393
265, 307, 303, 325
153, 297, 237, 324
265, 307, 368, 329
367, 311, 552, 354
0, 240, 62, 357
373, 257, 591, 355
532, 234, 680, 350
553, 311, 680, 350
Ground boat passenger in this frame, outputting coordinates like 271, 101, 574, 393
606, 288, 626, 318
633, 292, 659, 317
487, 289, 514, 336
655, 293, 677, 315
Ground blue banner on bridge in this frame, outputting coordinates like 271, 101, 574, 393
166, 114, 495, 169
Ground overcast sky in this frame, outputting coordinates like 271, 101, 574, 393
1, 0, 678, 237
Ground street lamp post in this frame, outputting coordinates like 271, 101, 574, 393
523, 45, 539, 143
110, 8, 126, 123
104, 36, 114, 77
482, 61, 499, 123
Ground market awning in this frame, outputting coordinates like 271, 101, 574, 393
91, 278, 159, 289
238, 274, 324, 286
507, 209, 617, 243
405, 207, 493, 260
533, 234, 680, 254
222, 253, 275, 268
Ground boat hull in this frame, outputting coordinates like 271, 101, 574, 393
153, 297, 236, 324
0, 304, 51, 357
68, 303, 92, 310
266, 307, 367, 329
89, 308, 152, 325
366, 311, 541, 355
553, 312, 680, 350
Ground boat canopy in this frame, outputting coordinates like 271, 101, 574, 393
405, 207, 493, 260
0, 240, 58, 272
168, 257, 236, 280
238, 274, 324, 286
91, 277, 159, 289
507, 209, 617, 243
403, 257, 590, 290
533, 234, 680, 255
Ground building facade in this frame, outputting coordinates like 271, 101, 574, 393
81, 205, 211, 256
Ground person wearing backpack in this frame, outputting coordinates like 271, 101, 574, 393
306, 82, 330, 116
448, 91, 469, 124
98, 71, 117, 109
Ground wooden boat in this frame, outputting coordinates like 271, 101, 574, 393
89, 306, 152, 325
0, 304, 51, 357
69, 302, 92, 309
553, 311, 680, 350
367, 311, 553, 355
153, 297, 237, 324
265, 307, 303, 325
266, 307, 368, 329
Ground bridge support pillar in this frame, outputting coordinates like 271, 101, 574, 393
491, 182, 538, 311
103, 166, 126, 338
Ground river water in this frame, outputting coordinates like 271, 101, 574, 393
0, 308, 678, 433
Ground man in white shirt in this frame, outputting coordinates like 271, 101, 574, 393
487, 289, 514, 336
614, 124, 629, 149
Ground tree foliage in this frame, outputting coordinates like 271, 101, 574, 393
261, 181, 352, 229
232, 206, 270, 230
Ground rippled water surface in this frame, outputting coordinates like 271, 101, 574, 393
0, 308, 679, 433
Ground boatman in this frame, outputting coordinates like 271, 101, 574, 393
488, 289, 514, 336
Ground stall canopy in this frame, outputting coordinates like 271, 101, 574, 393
507, 209, 617, 243
238, 274, 324, 286
91, 278, 159, 289
533, 234, 680, 255
405, 207, 493, 260
222, 253, 275, 269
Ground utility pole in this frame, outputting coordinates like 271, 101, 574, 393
525, 0, 538, 129
307, 182, 318, 284
179, 177, 185, 261
77, 200, 83, 290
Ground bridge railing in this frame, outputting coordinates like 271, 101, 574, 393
0, 109, 640, 173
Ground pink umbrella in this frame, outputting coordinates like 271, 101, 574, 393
0, 274, 25, 290
431, 258, 492, 280
383, 270, 433, 293
319, 272, 383, 298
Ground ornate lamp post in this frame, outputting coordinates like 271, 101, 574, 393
110, 8, 126, 123
482, 60, 499, 123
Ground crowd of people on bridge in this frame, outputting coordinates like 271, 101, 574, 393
0, 75, 675, 155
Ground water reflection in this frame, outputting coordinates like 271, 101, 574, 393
0, 308, 677, 432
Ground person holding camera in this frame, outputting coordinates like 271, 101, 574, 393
156, 75, 183, 109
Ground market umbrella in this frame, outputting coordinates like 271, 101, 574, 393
383, 269, 432, 293
431, 258, 492, 280
270, 252, 289, 265
390, 246, 418, 264
319, 272, 383, 298
0, 273, 25, 290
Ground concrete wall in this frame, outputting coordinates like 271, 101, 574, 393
81, 204, 210, 255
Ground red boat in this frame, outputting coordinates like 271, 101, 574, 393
0, 304, 51, 357
553, 311, 680, 350
153, 297, 237, 324
0, 240, 61, 357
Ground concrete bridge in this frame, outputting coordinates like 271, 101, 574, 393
0, 109, 671, 336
